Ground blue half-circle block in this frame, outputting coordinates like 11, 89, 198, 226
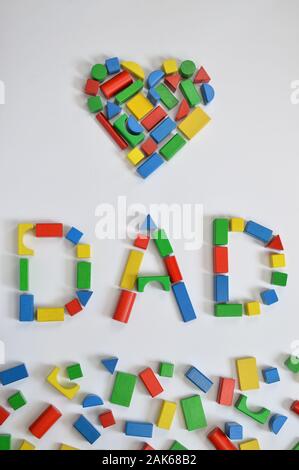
147, 88, 160, 105
82, 394, 104, 408
106, 101, 121, 119
127, 115, 144, 135
147, 70, 165, 89
101, 357, 118, 374
200, 83, 215, 104
76, 290, 93, 306
269, 414, 288, 434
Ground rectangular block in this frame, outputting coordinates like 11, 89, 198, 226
185, 366, 213, 393
137, 153, 164, 179
271, 271, 288, 287
179, 79, 202, 107
230, 218, 245, 232
126, 93, 153, 120
270, 253, 286, 268
244, 221, 273, 244
76, 244, 91, 259
153, 229, 173, 257
96, 112, 128, 150
171, 282, 197, 322
73, 415, 101, 444
178, 107, 211, 139
19, 258, 29, 291
214, 275, 229, 302
217, 377, 235, 406
0, 434, 11, 450
236, 357, 259, 391
139, 368, 164, 397
127, 148, 145, 166
159, 362, 174, 377
159, 133, 186, 161
214, 303, 243, 317
180, 395, 207, 430
213, 246, 228, 273
239, 439, 260, 450
19, 293, 34, 321
141, 106, 167, 131
150, 117, 176, 143
115, 79, 144, 104
156, 400, 177, 430
155, 83, 178, 109
76, 261, 91, 289
0, 406, 10, 425
36, 307, 64, 322
0, 363, 28, 386
19, 440, 36, 450
245, 301, 261, 316
140, 137, 158, 156
110, 372, 137, 407
213, 219, 229, 245
120, 250, 144, 290
35, 223, 63, 237
8, 391, 27, 410
125, 421, 153, 438
113, 114, 145, 148
164, 256, 183, 283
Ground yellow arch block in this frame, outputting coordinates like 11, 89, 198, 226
18, 223, 34, 255
19, 440, 36, 450
156, 400, 177, 430
60, 443, 78, 450
47, 367, 80, 400
121, 61, 145, 80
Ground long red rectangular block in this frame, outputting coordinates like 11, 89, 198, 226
208, 427, 237, 450
35, 223, 63, 237
96, 112, 128, 150
29, 404, 62, 439
164, 256, 183, 283
141, 106, 167, 131
100, 70, 133, 99
213, 246, 228, 273
0, 405, 10, 425
113, 289, 137, 323
139, 367, 164, 398
217, 377, 235, 406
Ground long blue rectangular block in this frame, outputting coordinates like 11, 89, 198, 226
0, 363, 29, 385
125, 421, 153, 438
244, 221, 273, 244
171, 282, 197, 322
214, 275, 229, 302
137, 153, 164, 179
73, 415, 101, 444
19, 293, 34, 321
185, 366, 213, 393
150, 117, 176, 143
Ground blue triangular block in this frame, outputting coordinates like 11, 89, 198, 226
101, 357, 118, 374
200, 83, 215, 105
82, 394, 104, 408
140, 214, 157, 232
106, 101, 121, 119
76, 290, 93, 306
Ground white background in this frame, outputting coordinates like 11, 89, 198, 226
0, 0, 299, 450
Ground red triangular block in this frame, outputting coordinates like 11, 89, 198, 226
194, 66, 211, 84
267, 235, 284, 251
175, 98, 190, 121
164, 73, 181, 92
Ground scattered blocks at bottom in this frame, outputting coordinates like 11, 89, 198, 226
73, 415, 101, 444
125, 421, 153, 438
239, 439, 260, 450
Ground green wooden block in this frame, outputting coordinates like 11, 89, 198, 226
0, 434, 11, 450
169, 440, 188, 451
113, 114, 145, 148
179, 60, 196, 78
76, 261, 91, 289
8, 391, 26, 410
271, 271, 288, 287
137, 275, 170, 292
292, 441, 299, 450
115, 80, 144, 105
285, 355, 299, 373
155, 83, 178, 110
159, 362, 174, 378
159, 134, 186, 161
110, 371, 137, 407
213, 218, 229, 245
180, 395, 207, 431
91, 64, 107, 82
235, 394, 270, 424
66, 363, 83, 380
153, 229, 173, 257
179, 79, 202, 107
87, 96, 103, 113
215, 304, 243, 317
19, 258, 29, 291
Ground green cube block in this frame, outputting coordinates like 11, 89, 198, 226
213, 218, 229, 245
113, 114, 145, 148
153, 229, 173, 257
91, 64, 107, 82
180, 395, 207, 431
8, 391, 27, 410
285, 355, 299, 373
110, 371, 137, 407
155, 83, 178, 110
76, 261, 91, 289
159, 362, 174, 378
66, 363, 83, 380
19, 258, 29, 291
215, 303, 243, 317
179, 79, 202, 107
169, 440, 188, 451
0, 434, 11, 450
87, 96, 103, 113
271, 271, 288, 287
160, 134, 186, 161
115, 80, 144, 105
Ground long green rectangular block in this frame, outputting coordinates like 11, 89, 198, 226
115, 80, 144, 104
19, 258, 29, 291
113, 114, 145, 148
213, 219, 229, 245
0, 434, 11, 450
180, 395, 207, 430
153, 229, 173, 257
110, 371, 137, 407
179, 79, 202, 107
215, 303, 243, 317
169, 440, 188, 450
76, 261, 91, 289
160, 134, 186, 161
155, 83, 178, 110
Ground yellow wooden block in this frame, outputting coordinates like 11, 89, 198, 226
60, 443, 78, 450
245, 301, 261, 316
126, 93, 153, 120
230, 218, 245, 232
37, 307, 64, 322
127, 148, 145, 166
121, 61, 145, 80
19, 440, 36, 450
156, 400, 177, 430
47, 367, 80, 400
76, 244, 91, 258
178, 107, 211, 139
162, 59, 178, 75
18, 223, 34, 255
239, 439, 260, 450
120, 250, 144, 290
270, 253, 286, 268
236, 357, 259, 391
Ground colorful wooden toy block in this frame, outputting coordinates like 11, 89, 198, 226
159, 362, 174, 377
207, 427, 237, 450
262, 367, 280, 384
179, 60, 196, 78
140, 214, 157, 232
19, 259, 29, 291
0, 406, 10, 425
8, 391, 26, 410
100, 70, 133, 99
213, 246, 229, 273
20, 293, 34, 320
217, 377, 235, 406
230, 217, 245, 232
127, 148, 145, 165
105, 57, 120, 75
0, 363, 28, 385
134, 234, 150, 250
29, 404, 62, 439
200, 83, 215, 104
139, 367, 164, 398
91, 63, 107, 81
0, 434, 11, 450
269, 414, 287, 434
162, 59, 178, 75
180, 79, 202, 107
114, 114, 145, 147
99, 410, 115, 428
127, 115, 144, 135
65, 298, 82, 316
113, 290, 137, 323
153, 229, 173, 257
115, 80, 144, 105
225, 422, 243, 440
76, 290, 93, 306
140, 137, 158, 156
214, 275, 229, 302
213, 218, 229, 245
36, 307, 64, 322
271, 271, 288, 286
137, 275, 171, 292
125, 421, 153, 438
136, 152, 164, 178
159, 134, 186, 160
47, 367, 80, 400
110, 371, 137, 407
270, 253, 286, 268
106, 101, 121, 119
180, 395, 207, 430
164, 72, 181, 92
19, 440, 36, 450
239, 439, 260, 450
65, 226, 83, 245
147, 87, 160, 105
194, 66, 211, 83
147, 70, 165, 89
164, 256, 183, 283
141, 106, 167, 131
267, 234, 284, 250
185, 366, 213, 393
236, 357, 259, 391
126, 93, 153, 120
169, 440, 188, 450
120, 250, 144, 290
285, 355, 299, 373
60, 443, 78, 450
156, 400, 177, 430
35, 223, 63, 237
260, 289, 278, 305
66, 363, 83, 380
87, 96, 103, 113
121, 61, 145, 80
291, 400, 299, 415
172, 282, 197, 322
150, 117, 176, 143
175, 98, 190, 121
178, 107, 211, 139
77, 261, 91, 289
18, 223, 34, 256
82, 394, 104, 408
214, 303, 243, 317
85, 78, 99, 96
101, 357, 118, 374
292, 442, 299, 450
76, 244, 91, 258
235, 394, 270, 424
155, 83, 178, 110
244, 220, 273, 244
142, 443, 155, 450
73, 415, 101, 444
245, 301, 261, 316
96, 112, 128, 150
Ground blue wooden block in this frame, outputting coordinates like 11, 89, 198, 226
19, 293, 34, 322
105, 57, 120, 74
185, 366, 213, 393
137, 153, 164, 179
101, 357, 118, 374
147, 88, 160, 105
200, 83, 215, 105
127, 115, 144, 135
106, 101, 121, 119
214, 275, 229, 302
125, 421, 153, 438
147, 70, 165, 89
150, 117, 176, 143
269, 414, 288, 434
171, 282, 197, 322
225, 422, 243, 440
82, 394, 104, 408
140, 214, 157, 232
260, 289, 278, 305
262, 367, 280, 384
0, 363, 29, 386
244, 221, 273, 244
76, 290, 93, 306
65, 227, 83, 245
73, 415, 101, 444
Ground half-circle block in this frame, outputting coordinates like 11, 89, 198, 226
18, 223, 34, 255
121, 61, 145, 80
269, 414, 287, 434
200, 83, 215, 104
127, 116, 144, 135
147, 70, 165, 89
235, 394, 270, 424
137, 275, 171, 292
82, 394, 104, 408
47, 367, 80, 400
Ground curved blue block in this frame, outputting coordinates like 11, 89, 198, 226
200, 83, 215, 104
147, 88, 160, 105
147, 70, 165, 89
82, 394, 104, 408
269, 414, 288, 434
127, 115, 144, 135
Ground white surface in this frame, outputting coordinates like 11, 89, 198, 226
0, 0, 299, 450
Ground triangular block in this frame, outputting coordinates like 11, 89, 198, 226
106, 101, 121, 120
76, 290, 93, 306
175, 98, 190, 121
164, 73, 181, 92
140, 214, 157, 232
101, 357, 118, 374
200, 83, 215, 104
267, 235, 284, 251
194, 66, 211, 84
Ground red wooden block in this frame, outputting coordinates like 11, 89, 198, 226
140, 137, 158, 157
142, 443, 155, 450
213, 246, 228, 273
0, 405, 10, 425
29, 404, 62, 439
134, 234, 150, 250
291, 400, 299, 415
99, 410, 115, 428
208, 427, 237, 450
164, 256, 183, 283
217, 377, 235, 406
164, 73, 181, 92
194, 66, 211, 84
266, 235, 284, 251
113, 289, 137, 323
96, 112, 128, 150
35, 223, 63, 237
139, 367, 164, 398
100, 71, 133, 99
141, 106, 167, 131
85, 79, 100, 96
65, 298, 82, 316
175, 98, 190, 121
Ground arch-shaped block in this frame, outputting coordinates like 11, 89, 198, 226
47, 367, 80, 400
137, 275, 170, 292
235, 394, 270, 424
18, 223, 34, 255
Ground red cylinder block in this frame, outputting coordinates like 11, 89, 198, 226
29, 404, 62, 439
100, 71, 133, 99
208, 427, 237, 450
291, 400, 299, 415
113, 289, 137, 323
